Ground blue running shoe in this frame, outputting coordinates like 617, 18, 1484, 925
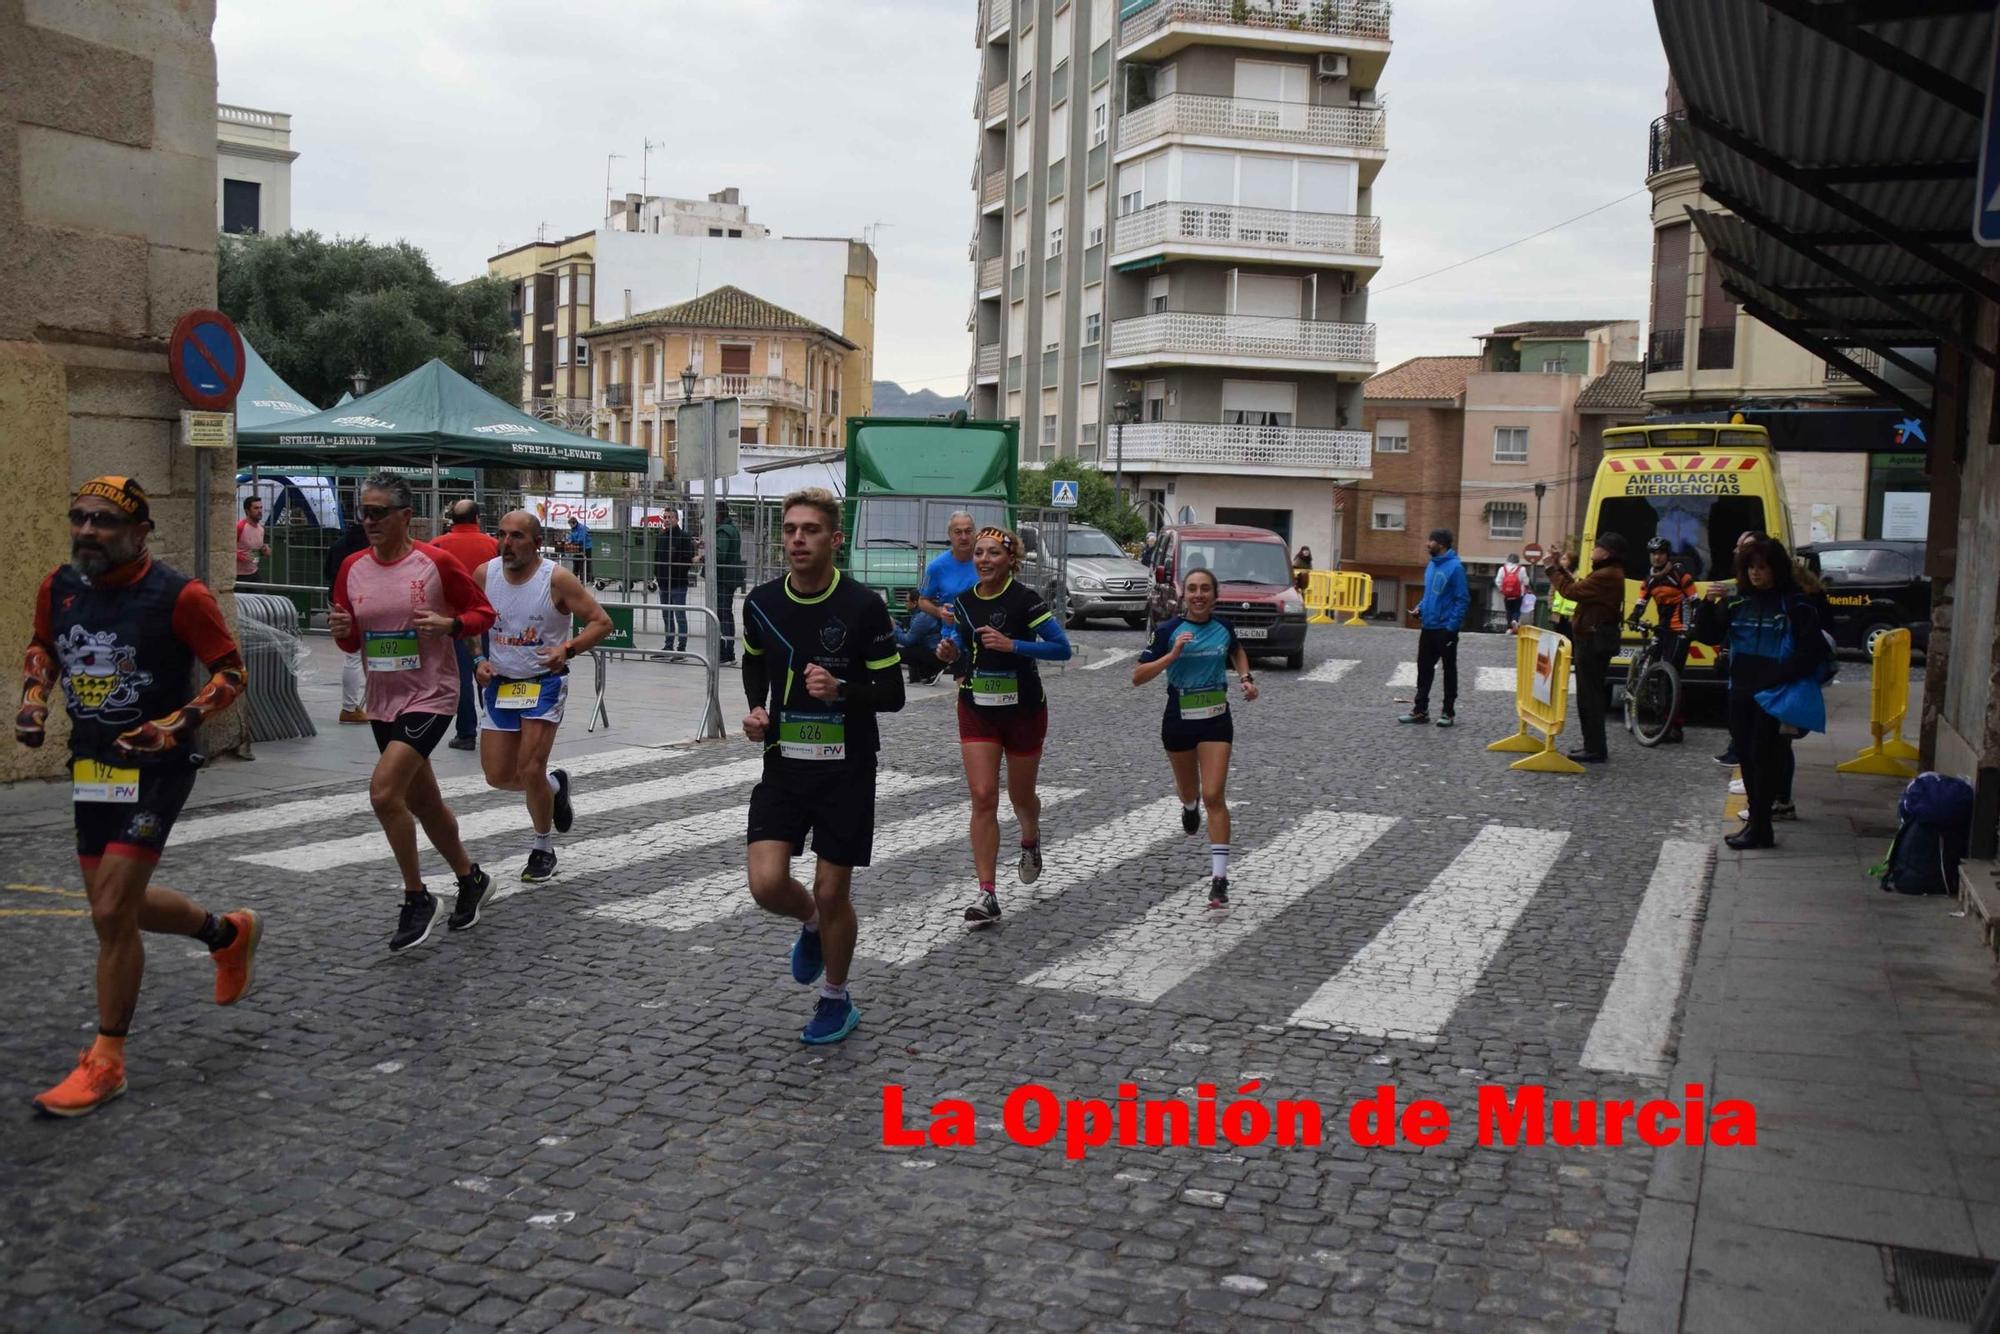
801, 996, 860, 1045
790, 926, 824, 985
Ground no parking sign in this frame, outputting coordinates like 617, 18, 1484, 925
168, 308, 246, 410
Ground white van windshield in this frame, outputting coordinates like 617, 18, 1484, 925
1595, 493, 1767, 581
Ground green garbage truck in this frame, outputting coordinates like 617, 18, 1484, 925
841, 415, 1019, 604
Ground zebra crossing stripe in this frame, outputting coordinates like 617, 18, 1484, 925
1388, 662, 1418, 687
859, 796, 1188, 966
1475, 665, 1572, 694
1021, 809, 1400, 1005
1580, 839, 1713, 1078
233, 756, 771, 873
1286, 824, 1569, 1039
1378, 662, 1568, 693
1082, 649, 1135, 672
174, 745, 680, 845
1302, 659, 1359, 684
462, 771, 952, 904
588, 787, 1082, 932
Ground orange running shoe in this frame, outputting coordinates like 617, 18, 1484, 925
212, 909, 262, 1006
32, 1050, 127, 1118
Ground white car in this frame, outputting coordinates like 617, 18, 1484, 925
1020, 522, 1153, 628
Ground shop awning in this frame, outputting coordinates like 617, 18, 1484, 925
237, 358, 651, 473
1653, 0, 1996, 418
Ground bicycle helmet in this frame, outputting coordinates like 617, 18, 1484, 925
1645, 536, 1672, 555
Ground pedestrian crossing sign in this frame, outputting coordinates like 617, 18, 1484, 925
1051, 480, 1079, 508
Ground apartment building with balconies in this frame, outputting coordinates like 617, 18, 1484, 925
1352, 355, 1474, 621
1640, 88, 1928, 541
578, 286, 855, 478
968, 0, 1390, 558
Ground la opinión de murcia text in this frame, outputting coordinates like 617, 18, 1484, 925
883, 1083, 1756, 1162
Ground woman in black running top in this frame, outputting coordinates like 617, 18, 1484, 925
936, 526, 1072, 928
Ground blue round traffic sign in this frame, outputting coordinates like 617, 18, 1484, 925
168, 308, 246, 411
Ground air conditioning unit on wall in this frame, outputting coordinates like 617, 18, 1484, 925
1316, 54, 1349, 81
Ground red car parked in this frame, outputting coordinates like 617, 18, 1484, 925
1144, 523, 1309, 669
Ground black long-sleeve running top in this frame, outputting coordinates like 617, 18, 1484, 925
741, 569, 905, 765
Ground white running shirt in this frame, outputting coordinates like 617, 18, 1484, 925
483, 558, 567, 679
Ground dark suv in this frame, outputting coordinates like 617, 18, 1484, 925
1797, 540, 1930, 655
1145, 523, 1309, 669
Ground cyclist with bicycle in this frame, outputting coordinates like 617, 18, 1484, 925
1629, 537, 1695, 744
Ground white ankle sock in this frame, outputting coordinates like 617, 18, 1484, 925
1210, 843, 1229, 879
532, 832, 553, 853
546, 772, 562, 793
819, 981, 848, 1001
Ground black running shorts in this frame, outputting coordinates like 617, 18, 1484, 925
746, 757, 878, 868
74, 765, 197, 864
371, 711, 453, 758
1161, 708, 1234, 754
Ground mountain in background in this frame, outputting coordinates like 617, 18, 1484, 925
870, 381, 968, 418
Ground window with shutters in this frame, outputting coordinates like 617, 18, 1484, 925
1221, 379, 1295, 427
720, 344, 752, 376
1486, 503, 1527, 540
1374, 419, 1409, 454
1371, 497, 1406, 531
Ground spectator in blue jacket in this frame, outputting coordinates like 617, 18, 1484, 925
1401, 527, 1469, 727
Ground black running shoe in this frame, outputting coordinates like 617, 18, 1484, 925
551, 769, 574, 834
448, 867, 492, 932
521, 848, 558, 883
390, 891, 439, 952
1713, 748, 1738, 766
963, 891, 1002, 929
1208, 877, 1230, 910
1181, 805, 1200, 835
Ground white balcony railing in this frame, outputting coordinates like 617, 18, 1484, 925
1119, 0, 1392, 48
984, 84, 1009, 120
981, 171, 1006, 209
1824, 347, 1883, 384
1114, 420, 1372, 474
986, 0, 1011, 39
976, 344, 1001, 379
1110, 312, 1375, 365
1118, 93, 1385, 153
978, 256, 1004, 292
681, 374, 806, 410
1112, 201, 1381, 260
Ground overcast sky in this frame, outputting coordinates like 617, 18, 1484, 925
216, 0, 1667, 392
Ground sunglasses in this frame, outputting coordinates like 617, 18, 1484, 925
358, 504, 409, 521
68, 509, 133, 529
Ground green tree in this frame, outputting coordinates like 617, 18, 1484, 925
218, 231, 520, 408
1018, 459, 1146, 544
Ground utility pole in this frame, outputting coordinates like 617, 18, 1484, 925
642, 138, 659, 198
604, 153, 624, 220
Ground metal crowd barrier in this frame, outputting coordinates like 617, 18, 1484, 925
1836, 626, 1919, 778
1486, 626, 1582, 775
1301, 569, 1373, 626
235, 593, 317, 743
583, 599, 728, 742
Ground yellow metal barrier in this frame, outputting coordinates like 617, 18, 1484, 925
1301, 569, 1372, 626
1486, 626, 1585, 775
1835, 626, 1919, 778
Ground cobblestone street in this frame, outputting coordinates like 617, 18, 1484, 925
1, 626, 1724, 1332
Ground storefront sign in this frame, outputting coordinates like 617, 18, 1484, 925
1881, 492, 1931, 542
527, 494, 615, 531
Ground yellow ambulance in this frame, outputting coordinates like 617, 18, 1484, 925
1581, 421, 1792, 682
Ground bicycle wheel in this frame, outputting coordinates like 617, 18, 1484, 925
1629, 659, 1680, 747
1622, 652, 1646, 733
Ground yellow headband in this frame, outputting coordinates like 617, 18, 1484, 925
75, 476, 149, 520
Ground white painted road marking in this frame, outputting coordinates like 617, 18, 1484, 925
1302, 659, 1359, 684
1082, 649, 1135, 672
235, 756, 771, 873
1373, 662, 1569, 694
1388, 662, 1418, 688
1286, 824, 1569, 1040
176, 745, 680, 845
590, 788, 1082, 932
861, 796, 1188, 966
1023, 810, 1401, 1005
1580, 839, 1713, 1078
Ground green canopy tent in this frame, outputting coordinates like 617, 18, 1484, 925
234, 341, 322, 429
236, 358, 648, 474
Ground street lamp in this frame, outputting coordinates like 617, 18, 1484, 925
680, 364, 698, 404
469, 339, 488, 375
349, 369, 370, 398
1111, 396, 1136, 508
1533, 480, 1547, 547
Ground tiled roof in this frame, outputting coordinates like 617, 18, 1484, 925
1576, 359, 1647, 411
1365, 356, 1479, 401
1483, 319, 1630, 338
582, 285, 854, 347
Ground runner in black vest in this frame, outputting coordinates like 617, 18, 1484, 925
740, 488, 905, 1045
16, 477, 259, 1118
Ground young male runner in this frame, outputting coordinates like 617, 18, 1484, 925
330, 473, 497, 951
18, 477, 259, 1117
741, 488, 906, 1044
473, 511, 614, 885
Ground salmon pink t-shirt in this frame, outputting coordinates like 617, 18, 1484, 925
333, 543, 495, 721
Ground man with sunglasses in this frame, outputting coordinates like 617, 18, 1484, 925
17, 477, 259, 1117
330, 473, 498, 951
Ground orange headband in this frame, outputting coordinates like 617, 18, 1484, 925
75, 476, 149, 521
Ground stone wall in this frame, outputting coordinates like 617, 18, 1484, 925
0, 0, 235, 783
